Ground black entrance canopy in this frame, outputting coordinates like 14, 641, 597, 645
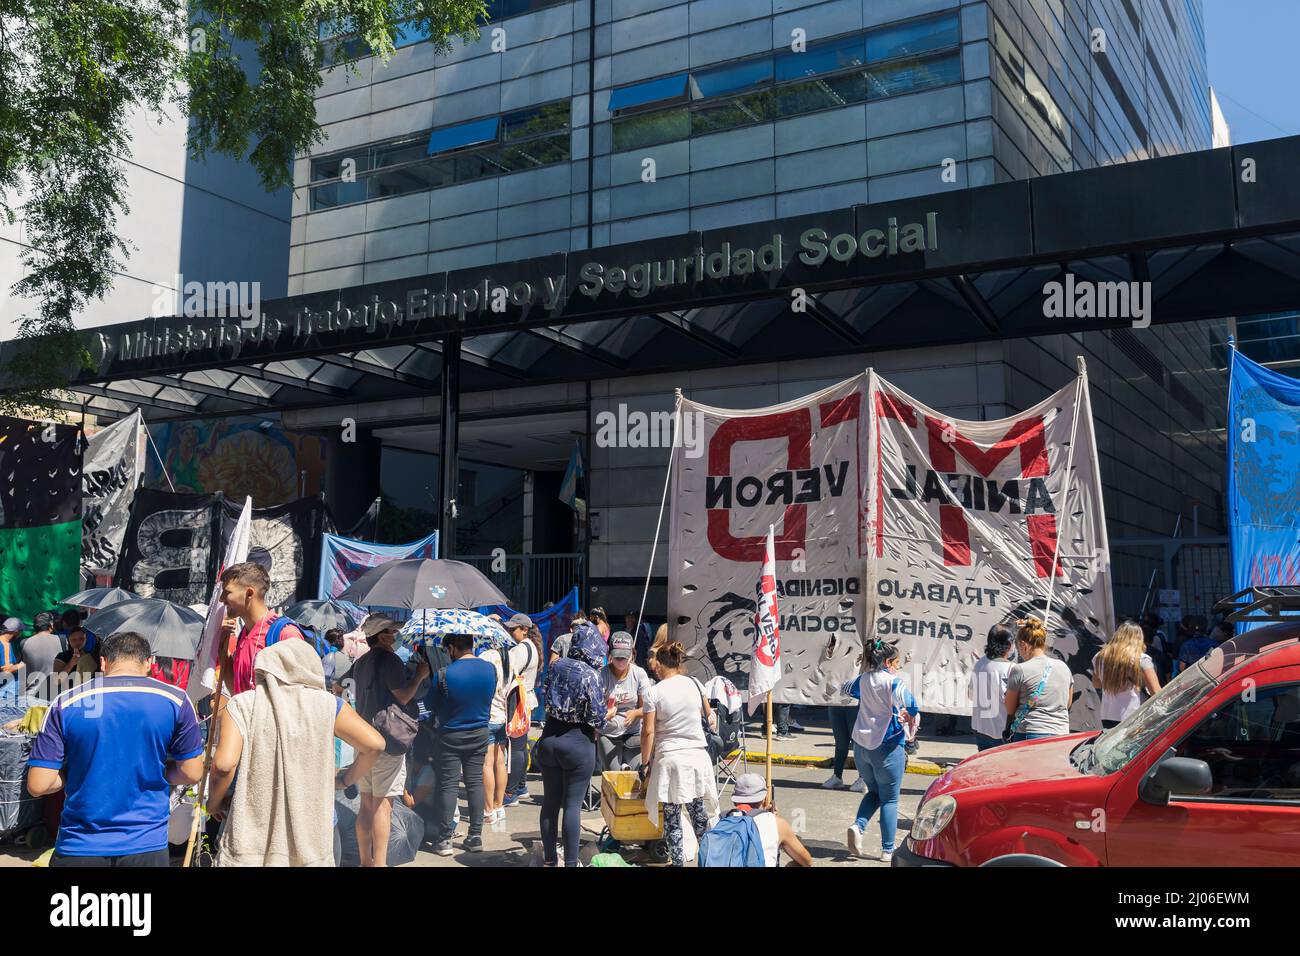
7, 133, 1300, 425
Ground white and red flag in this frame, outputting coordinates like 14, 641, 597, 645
747, 524, 783, 712
189, 495, 252, 702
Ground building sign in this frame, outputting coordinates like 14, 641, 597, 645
67, 199, 970, 382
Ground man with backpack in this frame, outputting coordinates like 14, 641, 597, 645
699, 773, 812, 868
219, 562, 309, 696
351, 615, 429, 867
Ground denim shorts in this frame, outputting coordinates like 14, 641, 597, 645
488, 723, 508, 745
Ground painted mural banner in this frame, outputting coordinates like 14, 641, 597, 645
0, 417, 82, 625
668, 375, 870, 706
317, 529, 439, 600
1228, 348, 1300, 618
81, 409, 145, 577
866, 362, 1114, 727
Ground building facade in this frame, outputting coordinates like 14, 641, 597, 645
281, 0, 1224, 619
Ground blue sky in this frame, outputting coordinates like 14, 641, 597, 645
1205, 0, 1300, 143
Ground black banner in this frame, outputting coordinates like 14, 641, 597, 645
115, 490, 332, 606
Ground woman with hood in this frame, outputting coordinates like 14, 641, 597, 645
536, 621, 608, 867
209, 639, 385, 866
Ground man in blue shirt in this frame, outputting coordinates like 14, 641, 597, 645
27, 631, 204, 867
426, 633, 496, 856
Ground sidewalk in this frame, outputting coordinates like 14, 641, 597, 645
736, 708, 976, 776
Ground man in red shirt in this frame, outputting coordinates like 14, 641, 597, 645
218, 562, 305, 695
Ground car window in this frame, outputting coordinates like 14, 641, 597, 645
1175, 683, 1300, 801
1089, 662, 1216, 774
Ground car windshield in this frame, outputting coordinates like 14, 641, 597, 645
1082, 660, 1218, 775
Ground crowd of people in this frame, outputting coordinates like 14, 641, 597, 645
4, 571, 1239, 869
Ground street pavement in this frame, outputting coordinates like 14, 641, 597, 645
0, 708, 977, 868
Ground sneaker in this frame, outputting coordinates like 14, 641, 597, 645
850, 778, 866, 793
846, 825, 865, 858
433, 841, 454, 857
821, 773, 845, 789
774, 731, 792, 741
502, 792, 522, 808
880, 850, 894, 864
789, 721, 806, 732
462, 835, 483, 852
493, 807, 507, 823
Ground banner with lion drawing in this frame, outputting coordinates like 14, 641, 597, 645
668, 364, 1113, 728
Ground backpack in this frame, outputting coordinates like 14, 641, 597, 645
266, 615, 336, 684
698, 808, 769, 867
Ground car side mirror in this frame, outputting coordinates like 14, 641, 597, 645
1140, 750, 1213, 805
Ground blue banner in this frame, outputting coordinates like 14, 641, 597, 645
1228, 349, 1300, 612
317, 530, 438, 600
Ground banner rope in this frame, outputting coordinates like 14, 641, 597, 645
1042, 360, 1086, 631
635, 391, 682, 644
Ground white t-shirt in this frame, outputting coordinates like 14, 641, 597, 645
484, 642, 540, 725
970, 657, 1013, 739
601, 663, 652, 736
644, 674, 708, 755
1093, 652, 1154, 724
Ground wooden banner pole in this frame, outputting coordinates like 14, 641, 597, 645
764, 691, 773, 791
183, 639, 230, 867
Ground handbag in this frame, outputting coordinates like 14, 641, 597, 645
505, 643, 532, 739
1005, 660, 1053, 742
369, 654, 419, 756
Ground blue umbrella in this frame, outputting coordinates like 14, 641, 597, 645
399, 608, 515, 656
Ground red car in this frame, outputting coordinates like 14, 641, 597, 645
895, 624, 1300, 867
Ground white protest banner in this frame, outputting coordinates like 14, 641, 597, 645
189, 495, 252, 702
669, 375, 869, 705
81, 409, 145, 577
865, 360, 1113, 727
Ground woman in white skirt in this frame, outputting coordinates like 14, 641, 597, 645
639, 640, 719, 866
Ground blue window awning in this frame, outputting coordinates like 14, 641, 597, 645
428, 116, 500, 155
608, 73, 689, 113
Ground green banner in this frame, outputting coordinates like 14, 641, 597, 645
0, 521, 82, 625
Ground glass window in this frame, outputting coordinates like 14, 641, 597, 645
864, 51, 960, 99
371, 139, 427, 170
771, 73, 867, 116
427, 116, 500, 156
394, 21, 428, 48
690, 90, 774, 136
310, 178, 368, 210
775, 34, 865, 82
608, 73, 690, 113
690, 58, 773, 99
612, 108, 689, 151
498, 133, 569, 171
368, 161, 451, 199
1177, 684, 1300, 801
1088, 663, 1216, 774
502, 102, 569, 140
311, 153, 372, 182
865, 12, 960, 62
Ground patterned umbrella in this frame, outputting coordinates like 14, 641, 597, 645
83, 598, 203, 661
62, 586, 138, 610
399, 608, 516, 656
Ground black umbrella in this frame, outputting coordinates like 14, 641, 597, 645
84, 598, 203, 661
281, 599, 364, 634
62, 586, 138, 610
337, 559, 509, 610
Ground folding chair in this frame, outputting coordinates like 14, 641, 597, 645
710, 698, 746, 799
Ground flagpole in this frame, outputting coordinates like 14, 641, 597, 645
765, 691, 773, 791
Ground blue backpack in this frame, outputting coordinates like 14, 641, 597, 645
698, 809, 769, 867
266, 616, 336, 684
